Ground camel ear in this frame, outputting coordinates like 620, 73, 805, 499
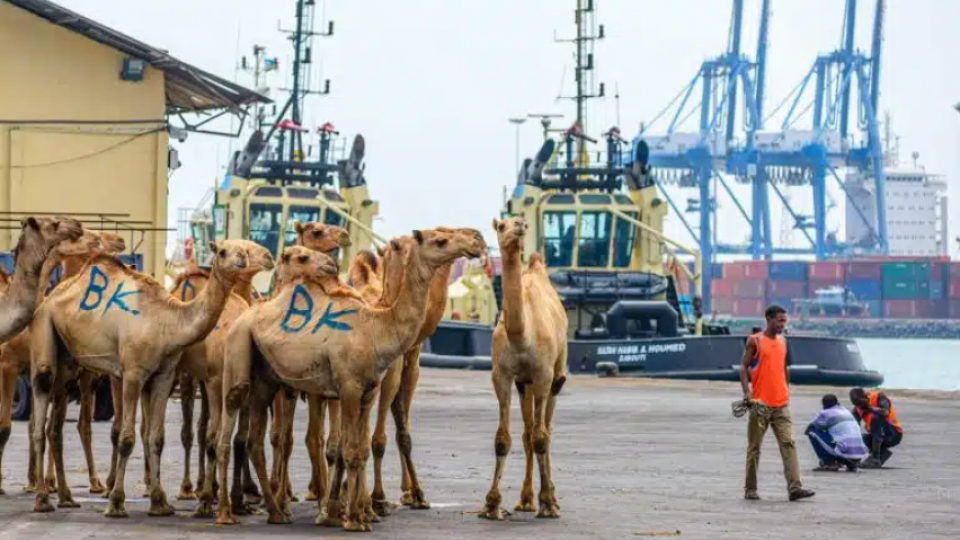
26, 217, 40, 230
208, 241, 218, 255
491, 219, 499, 233
412, 230, 424, 244
390, 239, 401, 252
281, 253, 291, 263
293, 221, 304, 234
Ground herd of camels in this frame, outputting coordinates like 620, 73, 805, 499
0, 214, 568, 532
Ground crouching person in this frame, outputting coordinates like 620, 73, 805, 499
805, 394, 869, 471
850, 387, 903, 468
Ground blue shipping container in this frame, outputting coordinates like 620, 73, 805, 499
711, 263, 724, 280
864, 300, 882, 318
846, 278, 882, 300
767, 297, 794, 311
769, 261, 808, 281
930, 279, 945, 300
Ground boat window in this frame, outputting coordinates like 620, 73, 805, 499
577, 211, 612, 267
542, 211, 576, 267
614, 194, 633, 205
190, 221, 215, 265
579, 194, 611, 205
284, 205, 322, 246
547, 194, 575, 205
254, 186, 283, 197
323, 208, 343, 226
249, 203, 283, 256
322, 190, 345, 203
288, 187, 319, 199
613, 212, 637, 267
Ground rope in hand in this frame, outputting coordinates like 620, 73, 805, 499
731, 399, 772, 420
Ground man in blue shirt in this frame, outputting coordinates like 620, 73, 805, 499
805, 394, 869, 471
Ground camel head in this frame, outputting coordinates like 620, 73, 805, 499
294, 221, 352, 253
54, 230, 107, 259
409, 228, 486, 270
278, 245, 341, 283
206, 240, 251, 280
12, 216, 84, 271
231, 239, 277, 276
492, 217, 528, 253
96, 232, 126, 256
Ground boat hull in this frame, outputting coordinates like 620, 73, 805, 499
423, 321, 884, 387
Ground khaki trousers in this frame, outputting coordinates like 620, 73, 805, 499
744, 405, 803, 494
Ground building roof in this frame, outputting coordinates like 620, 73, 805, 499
6, 0, 271, 113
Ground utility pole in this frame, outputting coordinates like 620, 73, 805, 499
508, 117, 527, 173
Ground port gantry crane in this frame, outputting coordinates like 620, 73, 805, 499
758, 0, 888, 260
631, 0, 770, 313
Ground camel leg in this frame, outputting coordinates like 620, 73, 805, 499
268, 393, 283, 497
479, 369, 512, 521
397, 348, 429, 509
533, 382, 559, 519
30, 310, 58, 513
275, 390, 297, 517
177, 371, 197, 500
325, 399, 341, 471
50, 388, 79, 508
359, 396, 378, 526
26, 394, 38, 493
45, 429, 56, 492
139, 395, 150, 497
544, 372, 565, 511
78, 371, 107, 494
371, 362, 401, 516
103, 369, 145, 518
318, 416, 346, 528
196, 380, 209, 498
214, 380, 245, 525
104, 376, 122, 495
0, 362, 18, 495
304, 395, 326, 502
339, 386, 371, 532
193, 377, 221, 518
231, 405, 251, 514
246, 382, 289, 525
145, 362, 178, 517
514, 382, 536, 512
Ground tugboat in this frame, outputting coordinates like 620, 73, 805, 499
423, 1, 883, 387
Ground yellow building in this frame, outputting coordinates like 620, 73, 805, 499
0, 0, 267, 279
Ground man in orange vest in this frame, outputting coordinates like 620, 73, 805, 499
739, 304, 815, 501
849, 387, 903, 468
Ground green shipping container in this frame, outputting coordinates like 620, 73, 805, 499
881, 262, 931, 283
883, 279, 920, 300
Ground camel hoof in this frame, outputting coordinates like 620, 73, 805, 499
288, 494, 300, 503
400, 492, 414, 506
232, 503, 251, 516
372, 499, 398, 517
191, 503, 214, 519
514, 500, 537, 513
58, 499, 81, 509
177, 489, 197, 501
22, 484, 36, 494
317, 515, 343, 528
478, 506, 505, 521
103, 505, 128, 518
409, 498, 431, 510
148, 503, 176, 517
267, 512, 292, 525
34, 498, 55, 513
305, 490, 318, 502
536, 505, 561, 519
343, 520, 367, 532
214, 513, 239, 526
88, 485, 106, 495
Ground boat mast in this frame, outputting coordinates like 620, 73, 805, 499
557, 0, 605, 166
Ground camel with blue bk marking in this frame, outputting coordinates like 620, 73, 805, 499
28, 240, 257, 519
215, 228, 485, 532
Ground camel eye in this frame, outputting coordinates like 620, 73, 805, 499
219, 249, 227, 258
313, 230, 322, 237
498, 223, 505, 232
282, 254, 291, 263
297, 255, 309, 263
435, 238, 448, 248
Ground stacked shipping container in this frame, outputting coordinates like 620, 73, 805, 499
707, 257, 960, 320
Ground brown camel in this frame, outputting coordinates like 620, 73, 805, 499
215, 228, 484, 531
479, 217, 567, 521
0, 230, 123, 495
29, 240, 257, 517
0, 217, 84, 344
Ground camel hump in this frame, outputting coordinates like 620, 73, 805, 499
527, 252, 546, 270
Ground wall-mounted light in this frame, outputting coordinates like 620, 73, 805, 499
120, 57, 146, 81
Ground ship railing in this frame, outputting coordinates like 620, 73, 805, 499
0, 211, 173, 255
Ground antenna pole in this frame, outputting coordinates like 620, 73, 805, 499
556, 0, 605, 164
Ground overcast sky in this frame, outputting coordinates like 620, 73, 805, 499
54, 0, 959, 258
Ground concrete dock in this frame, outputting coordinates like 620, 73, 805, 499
0, 369, 956, 539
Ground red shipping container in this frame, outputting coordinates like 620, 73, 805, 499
918, 300, 949, 319
809, 262, 845, 280
742, 262, 769, 279
951, 263, 960, 281
950, 279, 960, 299
767, 280, 806, 299
722, 263, 745, 280
845, 262, 882, 280
931, 263, 946, 282
731, 279, 766, 299
711, 279, 733, 298
950, 299, 960, 319
733, 299, 765, 317
807, 278, 843, 294
711, 297, 733, 314
883, 300, 919, 319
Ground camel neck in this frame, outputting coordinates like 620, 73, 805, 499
370, 252, 433, 365
0, 241, 47, 342
499, 247, 525, 341
232, 279, 254, 306
175, 266, 233, 349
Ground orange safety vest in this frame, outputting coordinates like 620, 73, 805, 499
750, 332, 790, 408
857, 391, 902, 433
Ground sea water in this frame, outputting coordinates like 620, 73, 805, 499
857, 338, 960, 391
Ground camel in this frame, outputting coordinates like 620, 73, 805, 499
479, 217, 568, 521
29, 239, 259, 518
0, 230, 123, 495
214, 228, 485, 531
0, 216, 84, 344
